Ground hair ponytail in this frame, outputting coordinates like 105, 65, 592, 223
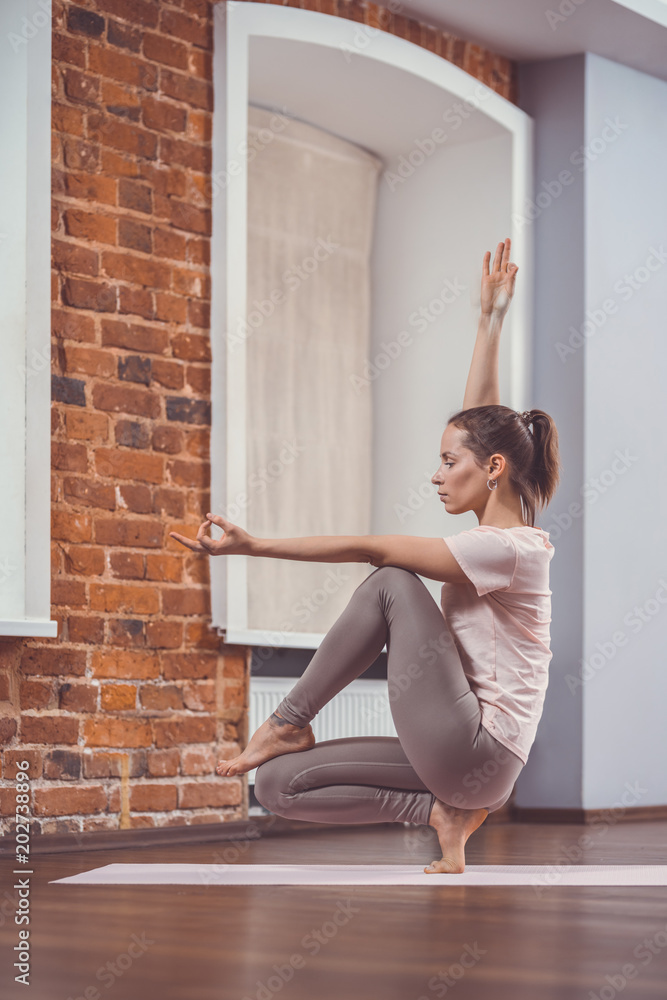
446, 404, 562, 527
522, 408, 561, 524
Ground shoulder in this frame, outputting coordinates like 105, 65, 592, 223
451, 525, 519, 550
444, 526, 519, 596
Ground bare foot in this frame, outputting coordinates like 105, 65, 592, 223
423, 798, 489, 874
215, 711, 316, 777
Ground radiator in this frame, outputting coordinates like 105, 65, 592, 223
247, 676, 397, 784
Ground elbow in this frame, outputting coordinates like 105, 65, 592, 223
359, 537, 383, 567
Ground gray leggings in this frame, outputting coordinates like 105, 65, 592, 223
254, 566, 525, 827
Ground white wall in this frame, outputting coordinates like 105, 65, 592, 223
370, 130, 515, 609
583, 53, 667, 810
516, 52, 667, 811
515, 54, 586, 810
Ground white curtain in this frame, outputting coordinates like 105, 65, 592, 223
245, 104, 382, 638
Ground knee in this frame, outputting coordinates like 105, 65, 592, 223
253, 757, 290, 816
367, 565, 425, 607
369, 565, 418, 586
485, 789, 513, 814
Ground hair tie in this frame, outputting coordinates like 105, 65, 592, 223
520, 410, 532, 423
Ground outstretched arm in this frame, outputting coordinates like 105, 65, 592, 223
462, 237, 519, 410
169, 515, 469, 585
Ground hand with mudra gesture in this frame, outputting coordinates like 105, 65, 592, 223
169, 513, 253, 556
480, 237, 519, 318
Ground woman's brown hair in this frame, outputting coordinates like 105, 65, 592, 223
445, 404, 562, 527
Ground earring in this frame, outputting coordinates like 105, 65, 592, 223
487, 478, 498, 490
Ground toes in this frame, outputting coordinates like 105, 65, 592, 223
424, 858, 464, 874
217, 759, 240, 777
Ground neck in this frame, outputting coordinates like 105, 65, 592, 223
476, 494, 526, 528
478, 518, 527, 528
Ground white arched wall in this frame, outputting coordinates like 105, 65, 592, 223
211, 1, 535, 647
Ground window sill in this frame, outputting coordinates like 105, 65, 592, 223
0, 620, 58, 639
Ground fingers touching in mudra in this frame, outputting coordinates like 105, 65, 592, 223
481, 236, 519, 318
169, 513, 252, 556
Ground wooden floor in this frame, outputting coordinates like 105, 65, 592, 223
2, 819, 667, 1000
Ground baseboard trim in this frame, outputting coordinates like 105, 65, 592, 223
0, 813, 382, 856
4, 802, 665, 856
510, 804, 667, 824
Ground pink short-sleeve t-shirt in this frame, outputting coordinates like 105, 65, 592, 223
441, 524, 555, 765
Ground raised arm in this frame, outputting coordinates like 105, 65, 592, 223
462, 237, 519, 410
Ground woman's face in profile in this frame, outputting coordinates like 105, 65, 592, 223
432, 424, 489, 515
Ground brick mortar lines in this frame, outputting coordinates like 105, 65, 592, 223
47, 0, 247, 844
1, 0, 516, 835
34, 808, 243, 835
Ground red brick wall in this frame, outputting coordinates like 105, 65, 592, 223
0, 0, 517, 837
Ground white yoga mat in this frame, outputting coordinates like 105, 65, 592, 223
51, 863, 667, 887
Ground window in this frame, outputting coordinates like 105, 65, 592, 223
210, 2, 532, 648
0, 0, 56, 637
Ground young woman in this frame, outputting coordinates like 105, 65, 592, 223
171, 237, 562, 875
